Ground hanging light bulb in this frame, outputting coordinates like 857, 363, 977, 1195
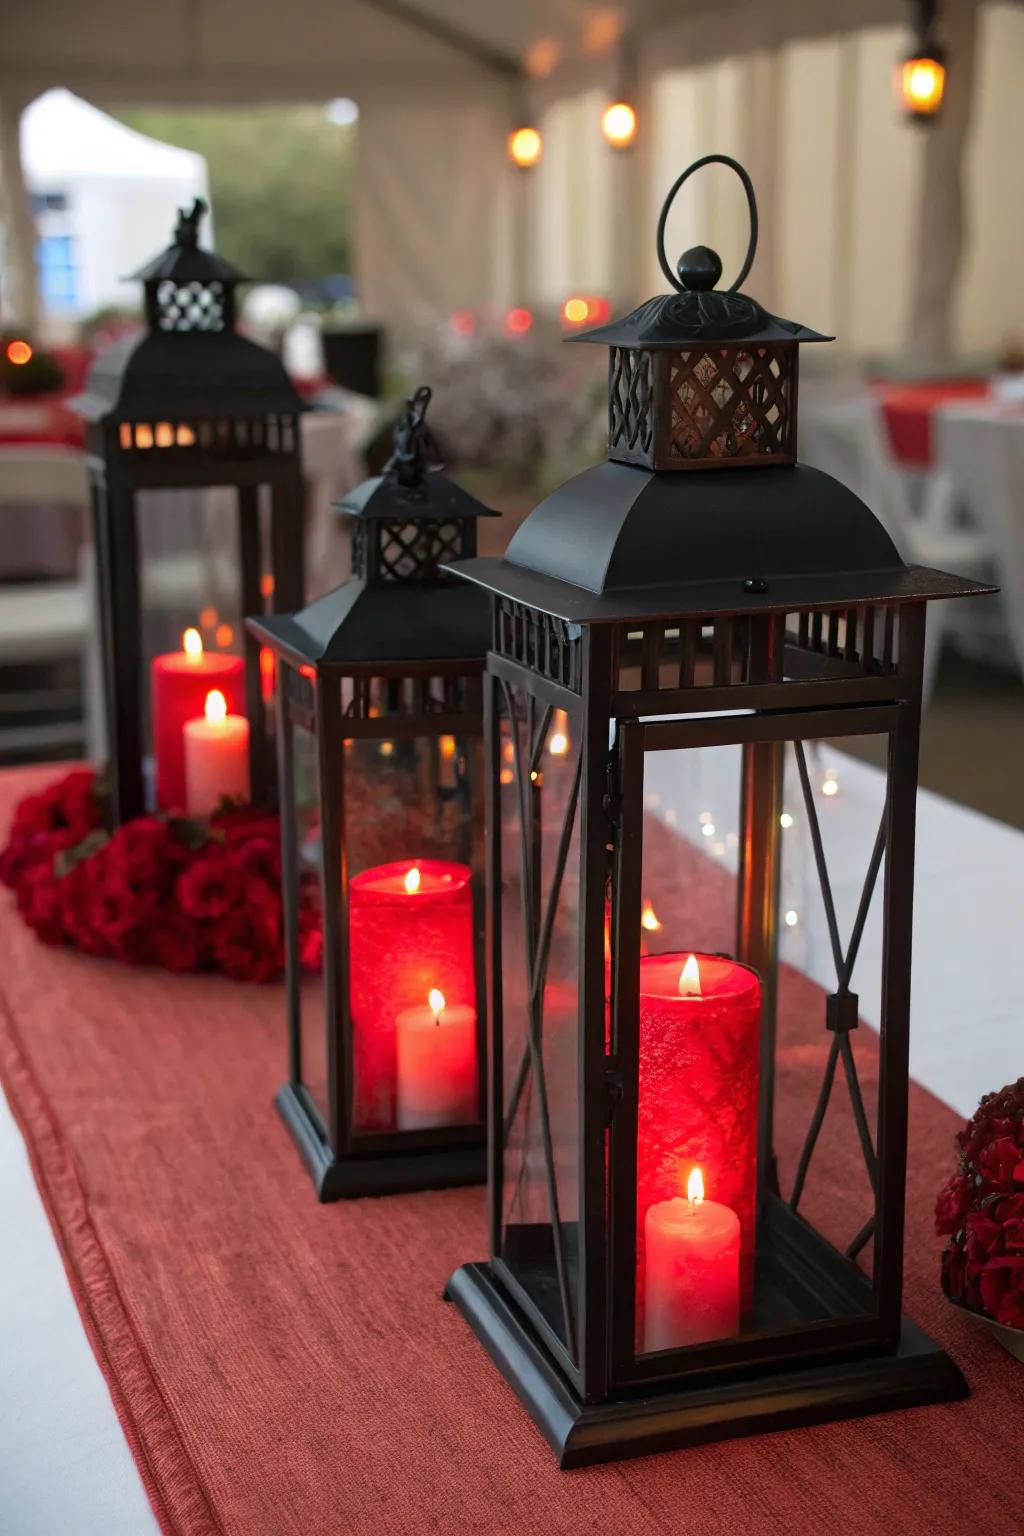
601, 100, 638, 149
508, 126, 543, 169
897, 0, 946, 120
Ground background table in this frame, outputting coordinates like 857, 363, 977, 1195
1, 755, 1022, 1535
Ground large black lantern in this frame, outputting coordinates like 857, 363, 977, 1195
74, 199, 305, 825
444, 157, 991, 1466
249, 388, 495, 1200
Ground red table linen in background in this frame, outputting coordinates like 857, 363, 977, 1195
0, 763, 1022, 1536
872, 379, 990, 468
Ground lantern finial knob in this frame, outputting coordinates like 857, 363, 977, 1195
385, 385, 437, 491
677, 245, 723, 292
174, 197, 208, 250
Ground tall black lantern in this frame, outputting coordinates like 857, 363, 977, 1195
249, 388, 495, 1200
74, 199, 305, 825
444, 157, 992, 1466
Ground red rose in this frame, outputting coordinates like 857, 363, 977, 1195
15, 863, 65, 944
107, 817, 186, 891
176, 852, 246, 919
299, 921, 323, 974
210, 804, 279, 842
59, 770, 102, 840
978, 1135, 1024, 1190
935, 1173, 973, 1236
212, 902, 283, 983
232, 834, 281, 884
59, 861, 111, 956
85, 877, 157, 964
151, 909, 205, 973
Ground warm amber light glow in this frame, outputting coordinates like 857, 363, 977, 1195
135, 424, 154, 449
525, 36, 561, 78
901, 55, 945, 116
204, 689, 227, 726
176, 423, 196, 446
6, 339, 32, 365
549, 732, 568, 756
440, 735, 457, 761
259, 572, 274, 598
155, 422, 174, 448
199, 607, 218, 630
428, 988, 446, 1020
499, 767, 515, 785
678, 953, 702, 998
215, 623, 234, 648
687, 1166, 705, 1207
640, 901, 662, 933
563, 297, 590, 325
601, 100, 637, 148
182, 627, 203, 659
508, 126, 542, 168
379, 741, 395, 757
404, 866, 422, 895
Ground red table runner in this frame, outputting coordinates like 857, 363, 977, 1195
872, 379, 990, 468
1, 764, 1021, 1536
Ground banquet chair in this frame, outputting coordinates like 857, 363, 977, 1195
0, 447, 90, 760
798, 390, 997, 703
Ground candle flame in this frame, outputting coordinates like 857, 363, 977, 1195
640, 901, 662, 933
428, 988, 445, 1020
678, 953, 702, 997
204, 689, 227, 725
404, 866, 422, 894
687, 1167, 705, 1207
549, 732, 569, 756
182, 627, 203, 659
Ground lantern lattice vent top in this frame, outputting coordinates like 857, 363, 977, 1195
156, 278, 226, 333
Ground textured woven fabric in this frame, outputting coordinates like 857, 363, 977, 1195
0, 765, 1021, 1536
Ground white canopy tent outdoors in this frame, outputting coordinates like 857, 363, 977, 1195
20, 88, 209, 320
0, 0, 1022, 360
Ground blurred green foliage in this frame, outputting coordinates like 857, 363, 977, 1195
115, 106, 354, 284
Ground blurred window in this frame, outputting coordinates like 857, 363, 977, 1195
37, 234, 78, 312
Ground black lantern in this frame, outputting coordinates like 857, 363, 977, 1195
249, 388, 495, 1200
74, 198, 305, 825
443, 157, 992, 1466
899, 0, 947, 120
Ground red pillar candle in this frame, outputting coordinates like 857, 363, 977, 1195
637, 952, 760, 1339
348, 859, 476, 1131
644, 1167, 741, 1351
151, 629, 244, 812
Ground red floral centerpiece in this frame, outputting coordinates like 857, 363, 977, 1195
0, 767, 320, 984
936, 1077, 1024, 1356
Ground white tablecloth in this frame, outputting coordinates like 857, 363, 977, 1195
2, 751, 1022, 1534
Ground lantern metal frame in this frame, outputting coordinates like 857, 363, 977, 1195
249, 388, 495, 1200
73, 199, 305, 825
442, 159, 992, 1466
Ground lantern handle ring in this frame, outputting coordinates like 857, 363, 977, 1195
656, 154, 758, 295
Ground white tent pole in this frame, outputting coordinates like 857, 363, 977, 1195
0, 92, 39, 333
906, 0, 980, 362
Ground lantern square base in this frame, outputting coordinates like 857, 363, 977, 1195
275, 1082, 486, 1201
444, 1262, 968, 1469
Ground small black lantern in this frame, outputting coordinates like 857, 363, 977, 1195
443, 157, 992, 1465
249, 387, 496, 1200
74, 198, 305, 825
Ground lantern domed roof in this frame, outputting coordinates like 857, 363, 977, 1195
72, 197, 302, 424
447, 460, 986, 621
572, 287, 830, 349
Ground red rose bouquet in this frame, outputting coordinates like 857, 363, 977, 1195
936, 1077, 1024, 1333
0, 768, 321, 985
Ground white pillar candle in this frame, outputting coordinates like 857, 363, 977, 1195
395, 988, 477, 1130
643, 1168, 741, 1353
183, 689, 250, 817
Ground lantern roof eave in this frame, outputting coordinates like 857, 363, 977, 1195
337, 468, 501, 522
71, 330, 305, 423
443, 556, 994, 627
247, 579, 490, 667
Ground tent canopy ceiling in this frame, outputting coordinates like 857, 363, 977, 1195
0, 0, 920, 107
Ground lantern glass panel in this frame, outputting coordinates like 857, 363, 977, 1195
343, 714, 484, 1138
291, 713, 328, 1126
497, 682, 583, 1362
616, 717, 890, 1381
